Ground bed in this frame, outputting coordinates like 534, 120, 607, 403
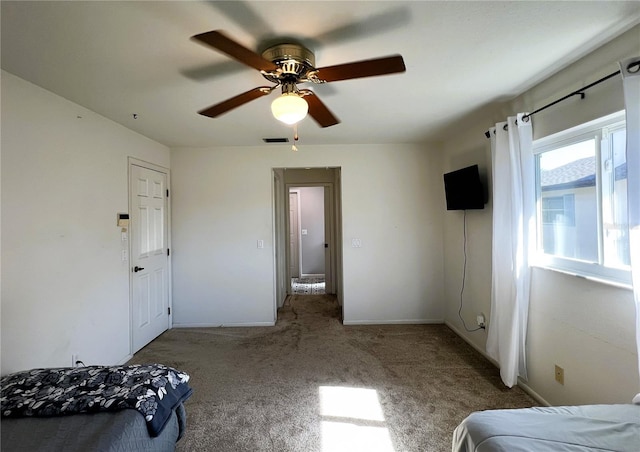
452, 403, 640, 452
1, 364, 192, 452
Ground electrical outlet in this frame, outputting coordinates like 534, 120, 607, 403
476, 313, 486, 328
71, 354, 79, 368
555, 364, 564, 385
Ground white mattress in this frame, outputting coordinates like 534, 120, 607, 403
452, 404, 640, 451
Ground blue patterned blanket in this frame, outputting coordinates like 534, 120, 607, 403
0, 364, 193, 437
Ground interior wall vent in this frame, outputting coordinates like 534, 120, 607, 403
263, 137, 289, 143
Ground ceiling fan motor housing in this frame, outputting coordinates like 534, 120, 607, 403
261, 43, 315, 83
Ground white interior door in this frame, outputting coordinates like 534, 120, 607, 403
289, 191, 301, 279
130, 164, 169, 353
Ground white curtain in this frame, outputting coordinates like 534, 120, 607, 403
620, 57, 640, 381
487, 113, 534, 388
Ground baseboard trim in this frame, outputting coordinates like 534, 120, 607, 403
444, 320, 498, 367
117, 354, 133, 365
516, 379, 551, 406
343, 319, 444, 325
172, 321, 276, 328
445, 320, 550, 406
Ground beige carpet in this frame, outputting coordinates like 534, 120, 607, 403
128, 295, 535, 451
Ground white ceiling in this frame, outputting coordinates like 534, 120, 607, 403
2, 1, 639, 148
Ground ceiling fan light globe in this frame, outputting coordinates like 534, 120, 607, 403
271, 93, 308, 125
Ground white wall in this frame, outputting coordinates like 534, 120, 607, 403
1, 71, 170, 375
442, 26, 640, 405
170, 143, 444, 327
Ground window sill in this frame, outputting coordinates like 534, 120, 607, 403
530, 263, 633, 291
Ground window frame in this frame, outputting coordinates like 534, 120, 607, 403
531, 111, 631, 287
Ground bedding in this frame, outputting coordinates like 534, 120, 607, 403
1, 403, 186, 452
452, 404, 640, 452
0, 364, 192, 452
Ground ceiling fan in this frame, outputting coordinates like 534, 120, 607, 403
192, 30, 406, 128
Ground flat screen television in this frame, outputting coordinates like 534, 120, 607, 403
443, 164, 485, 210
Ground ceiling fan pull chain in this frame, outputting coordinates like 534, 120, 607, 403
292, 124, 299, 152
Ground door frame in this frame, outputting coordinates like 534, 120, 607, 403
273, 169, 285, 317
323, 184, 335, 294
285, 183, 329, 294
282, 183, 339, 295
289, 189, 302, 279
272, 167, 343, 311
127, 157, 172, 355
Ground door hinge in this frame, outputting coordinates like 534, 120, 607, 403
166, 189, 169, 198
168, 307, 171, 315
167, 248, 170, 256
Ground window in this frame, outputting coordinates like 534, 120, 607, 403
541, 195, 575, 226
533, 112, 631, 285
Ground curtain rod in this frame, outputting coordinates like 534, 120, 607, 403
484, 68, 624, 139
524, 70, 621, 120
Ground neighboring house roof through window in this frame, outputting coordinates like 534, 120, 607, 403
541, 157, 627, 192
541, 157, 595, 191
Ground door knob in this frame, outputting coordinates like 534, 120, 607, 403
133, 266, 145, 272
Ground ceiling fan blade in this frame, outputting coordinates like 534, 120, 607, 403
192, 30, 277, 72
314, 55, 406, 82
313, 8, 410, 47
206, 1, 274, 38
198, 87, 273, 118
181, 60, 246, 82
300, 90, 340, 128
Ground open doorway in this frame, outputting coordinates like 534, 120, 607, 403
289, 186, 326, 295
273, 167, 343, 313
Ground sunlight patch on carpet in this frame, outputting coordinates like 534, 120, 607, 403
319, 386, 384, 421
319, 386, 395, 452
